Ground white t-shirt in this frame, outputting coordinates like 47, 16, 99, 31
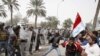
83, 43, 100, 56
19, 27, 28, 39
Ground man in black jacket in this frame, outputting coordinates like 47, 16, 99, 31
29, 27, 36, 54
43, 30, 61, 56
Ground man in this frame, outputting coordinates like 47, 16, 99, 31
62, 37, 82, 56
35, 28, 42, 51
6, 26, 16, 56
43, 28, 48, 45
13, 26, 21, 56
82, 32, 100, 56
0, 23, 8, 56
65, 37, 77, 56
25, 27, 33, 55
19, 26, 29, 56
29, 27, 36, 54
43, 30, 61, 56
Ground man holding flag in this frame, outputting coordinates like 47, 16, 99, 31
61, 13, 85, 56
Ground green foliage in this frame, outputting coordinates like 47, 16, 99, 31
63, 18, 73, 29
40, 21, 48, 28
2, 0, 19, 10
2, 0, 19, 25
0, 5, 7, 18
46, 16, 59, 29
23, 17, 29, 24
27, 0, 46, 28
6, 15, 21, 25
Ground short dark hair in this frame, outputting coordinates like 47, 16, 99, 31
89, 34, 97, 43
69, 37, 75, 41
92, 31, 98, 37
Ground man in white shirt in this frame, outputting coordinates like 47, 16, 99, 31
82, 34, 100, 56
19, 26, 29, 56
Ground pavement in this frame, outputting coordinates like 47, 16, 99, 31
29, 45, 65, 56
0, 41, 66, 56
31, 40, 66, 56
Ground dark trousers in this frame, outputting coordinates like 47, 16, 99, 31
35, 39, 40, 51
29, 36, 35, 52
29, 43, 33, 52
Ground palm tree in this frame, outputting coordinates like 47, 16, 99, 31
0, 5, 7, 18
2, 0, 19, 26
93, 0, 100, 30
27, 0, 46, 28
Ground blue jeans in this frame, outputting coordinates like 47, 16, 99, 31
7, 35, 15, 56
44, 45, 61, 56
0, 41, 7, 49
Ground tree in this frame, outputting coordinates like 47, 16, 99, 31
40, 21, 48, 28
2, 0, 19, 26
27, 0, 46, 28
0, 5, 7, 18
93, 0, 100, 30
63, 18, 73, 29
6, 15, 21, 25
23, 17, 29, 24
46, 16, 59, 29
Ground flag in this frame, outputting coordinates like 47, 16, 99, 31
72, 13, 85, 37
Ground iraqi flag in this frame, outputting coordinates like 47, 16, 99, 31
72, 13, 85, 37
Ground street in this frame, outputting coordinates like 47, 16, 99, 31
32, 45, 65, 56
0, 41, 66, 56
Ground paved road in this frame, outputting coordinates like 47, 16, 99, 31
0, 41, 66, 56
32, 40, 66, 56
30, 45, 65, 56
0, 46, 65, 56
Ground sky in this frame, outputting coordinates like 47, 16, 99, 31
0, 0, 100, 27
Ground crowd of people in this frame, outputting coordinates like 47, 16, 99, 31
0, 22, 48, 56
43, 28, 100, 56
0, 22, 100, 56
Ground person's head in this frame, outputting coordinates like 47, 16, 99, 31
5, 26, 10, 30
29, 26, 33, 31
68, 37, 75, 44
86, 35, 96, 45
92, 31, 98, 37
13, 25, 20, 32
0, 23, 5, 30
16, 25, 20, 30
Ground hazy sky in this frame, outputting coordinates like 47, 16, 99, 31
0, 0, 100, 26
